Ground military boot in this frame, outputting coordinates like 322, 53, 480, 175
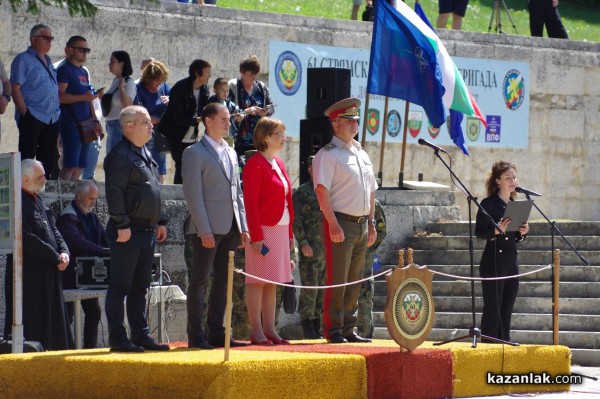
312, 319, 324, 338
302, 319, 321, 339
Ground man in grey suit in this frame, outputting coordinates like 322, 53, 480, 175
182, 102, 251, 349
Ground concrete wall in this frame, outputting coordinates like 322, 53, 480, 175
1, 0, 599, 224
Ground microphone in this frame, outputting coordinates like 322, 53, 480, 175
418, 138, 448, 154
515, 186, 542, 197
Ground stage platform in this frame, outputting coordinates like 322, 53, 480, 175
0, 340, 571, 399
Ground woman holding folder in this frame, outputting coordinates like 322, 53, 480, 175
475, 161, 529, 343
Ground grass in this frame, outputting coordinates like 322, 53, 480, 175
217, 0, 600, 43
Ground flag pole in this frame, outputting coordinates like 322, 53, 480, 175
399, 101, 410, 188
361, 93, 371, 147
378, 96, 390, 184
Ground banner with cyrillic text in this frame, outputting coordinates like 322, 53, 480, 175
268, 40, 529, 148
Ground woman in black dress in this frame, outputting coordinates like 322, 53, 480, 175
475, 161, 529, 343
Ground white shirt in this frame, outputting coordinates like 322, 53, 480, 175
105, 76, 137, 121
272, 159, 290, 225
182, 88, 201, 143
205, 134, 232, 181
313, 135, 378, 217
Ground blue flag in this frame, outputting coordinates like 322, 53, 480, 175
414, 2, 435, 31
449, 110, 469, 155
367, 0, 446, 128
414, 1, 470, 155
367, 0, 485, 132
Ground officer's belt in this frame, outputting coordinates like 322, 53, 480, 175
334, 212, 368, 224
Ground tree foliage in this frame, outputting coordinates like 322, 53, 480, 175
5, 0, 98, 17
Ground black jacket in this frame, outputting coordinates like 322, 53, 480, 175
56, 201, 110, 289
157, 76, 210, 146
104, 138, 167, 229
475, 193, 525, 278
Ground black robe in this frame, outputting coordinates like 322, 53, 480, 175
4, 191, 74, 350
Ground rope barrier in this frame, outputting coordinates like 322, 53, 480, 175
234, 268, 392, 289
429, 264, 552, 281
234, 263, 553, 288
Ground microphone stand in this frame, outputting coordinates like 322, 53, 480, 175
426, 149, 519, 347
524, 193, 589, 267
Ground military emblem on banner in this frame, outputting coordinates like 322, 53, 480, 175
466, 117, 481, 141
408, 111, 422, 138
427, 121, 440, 138
387, 110, 401, 137
367, 109, 380, 135
503, 69, 525, 111
385, 264, 435, 351
275, 51, 302, 96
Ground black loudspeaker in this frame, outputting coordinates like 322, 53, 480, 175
306, 68, 351, 119
299, 116, 333, 185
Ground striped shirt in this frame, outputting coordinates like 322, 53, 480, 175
10, 47, 60, 124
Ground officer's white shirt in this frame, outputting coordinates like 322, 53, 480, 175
313, 135, 378, 217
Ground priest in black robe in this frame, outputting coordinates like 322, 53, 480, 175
3, 159, 74, 350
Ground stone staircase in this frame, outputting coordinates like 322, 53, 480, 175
372, 221, 600, 366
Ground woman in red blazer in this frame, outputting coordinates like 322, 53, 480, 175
243, 117, 294, 345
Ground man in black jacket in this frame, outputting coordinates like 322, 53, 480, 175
104, 105, 169, 352
157, 59, 211, 184
56, 180, 110, 348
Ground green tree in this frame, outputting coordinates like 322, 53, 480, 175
5, 0, 97, 17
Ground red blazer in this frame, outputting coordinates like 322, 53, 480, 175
243, 153, 294, 242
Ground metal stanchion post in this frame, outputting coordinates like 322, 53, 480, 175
552, 249, 560, 345
224, 251, 235, 361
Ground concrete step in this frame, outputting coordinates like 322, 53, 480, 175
433, 281, 600, 298
372, 327, 600, 350
409, 249, 598, 266
371, 311, 600, 332
372, 264, 600, 282
414, 296, 600, 315
377, 190, 458, 207
372, 296, 599, 315
423, 264, 600, 282
406, 235, 600, 251
423, 221, 600, 237
373, 280, 600, 298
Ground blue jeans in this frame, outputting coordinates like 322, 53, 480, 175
146, 135, 167, 176
106, 119, 123, 155
60, 123, 90, 168
82, 138, 101, 180
105, 220, 156, 344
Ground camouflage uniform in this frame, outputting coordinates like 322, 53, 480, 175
293, 161, 326, 338
357, 199, 387, 338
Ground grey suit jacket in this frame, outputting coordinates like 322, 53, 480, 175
182, 135, 248, 236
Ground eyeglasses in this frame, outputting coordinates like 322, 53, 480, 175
70, 46, 91, 54
270, 132, 287, 138
134, 119, 153, 126
34, 35, 54, 42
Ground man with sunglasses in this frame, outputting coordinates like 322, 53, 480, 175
10, 24, 61, 179
56, 36, 103, 181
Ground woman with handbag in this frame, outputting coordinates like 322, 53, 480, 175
243, 117, 294, 346
136, 60, 171, 183
102, 51, 136, 154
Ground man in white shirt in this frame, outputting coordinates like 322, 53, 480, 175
313, 97, 378, 344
